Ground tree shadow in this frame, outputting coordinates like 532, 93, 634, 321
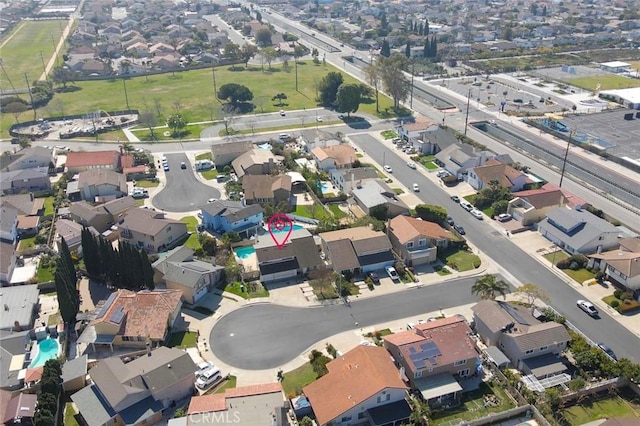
223, 102, 254, 114
55, 85, 81, 93
227, 65, 245, 72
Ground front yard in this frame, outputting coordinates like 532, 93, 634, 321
166, 331, 198, 349
282, 362, 318, 398
200, 169, 218, 180
223, 281, 269, 299
440, 248, 481, 272
430, 382, 515, 425
543, 251, 596, 284
180, 216, 201, 250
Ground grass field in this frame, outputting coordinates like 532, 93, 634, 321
180, 216, 201, 250
542, 252, 595, 284
282, 362, 317, 397
559, 392, 640, 425
0, 20, 66, 92
564, 75, 640, 91
166, 331, 197, 348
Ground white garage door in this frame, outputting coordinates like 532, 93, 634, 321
260, 269, 297, 282
193, 286, 208, 303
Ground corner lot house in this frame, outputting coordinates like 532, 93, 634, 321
311, 144, 357, 171
303, 346, 411, 426
388, 215, 455, 266
320, 226, 394, 274
0, 146, 54, 172
77, 289, 182, 352
72, 347, 195, 426
467, 159, 531, 192
589, 237, 640, 292
507, 183, 586, 226
472, 300, 570, 378
210, 140, 253, 166
117, 208, 188, 253
201, 200, 263, 235
351, 179, 410, 218
538, 207, 620, 255
384, 317, 480, 406
153, 246, 224, 304
434, 144, 492, 179
231, 148, 279, 178
254, 228, 323, 282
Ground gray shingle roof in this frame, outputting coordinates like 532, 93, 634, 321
0, 284, 39, 330
162, 260, 223, 288
118, 208, 184, 236
201, 200, 263, 223
541, 207, 619, 251
62, 354, 88, 383
71, 385, 117, 426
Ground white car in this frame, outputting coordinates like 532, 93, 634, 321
577, 300, 599, 317
385, 266, 400, 281
383, 165, 393, 173
497, 213, 512, 222
412, 183, 420, 192
470, 209, 484, 220
460, 201, 474, 211
406, 161, 416, 169
317, 116, 323, 122
279, 110, 286, 116
195, 366, 222, 389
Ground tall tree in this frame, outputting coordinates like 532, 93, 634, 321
515, 283, 550, 308
81, 228, 99, 276
430, 36, 438, 58
240, 43, 258, 67
471, 274, 510, 300
255, 27, 272, 47
424, 19, 430, 36
318, 71, 344, 106
261, 46, 277, 70
336, 83, 362, 117
217, 83, 253, 105
223, 42, 241, 61
380, 39, 391, 57
167, 114, 186, 137
363, 62, 381, 112
54, 237, 80, 326
140, 250, 155, 290
379, 54, 410, 109
380, 13, 388, 29
405, 40, 411, 58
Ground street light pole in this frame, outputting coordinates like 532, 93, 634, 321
409, 59, 415, 109
464, 88, 471, 136
559, 129, 574, 188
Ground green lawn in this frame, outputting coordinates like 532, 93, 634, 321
214, 375, 237, 394
223, 281, 269, 299
180, 216, 201, 250
293, 204, 330, 220
424, 161, 438, 170
64, 402, 80, 426
196, 152, 213, 161
603, 295, 640, 314
442, 249, 481, 272
0, 20, 65, 92
327, 203, 347, 219
133, 123, 208, 141
431, 382, 515, 425
435, 264, 452, 276
564, 74, 640, 91
37, 263, 55, 282
393, 188, 404, 195
560, 393, 640, 425
42, 196, 55, 216
133, 179, 159, 188
413, 155, 438, 170
9, 60, 397, 133
200, 169, 218, 180
282, 362, 318, 397
166, 331, 198, 348
18, 235, 37, 250
381, 130, 398, 139
309, 278, 338, 299
542, 252, 595, 284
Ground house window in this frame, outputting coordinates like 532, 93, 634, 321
407, 241, 414, 249
341, 416, 352, 422
167, 226, 171, 232
454, 359, 466, 366
525, 349, 534, 355
540, 346, 548, 351
458, 368, 470, 377
358, 412, 366, 419
418, 238, 426, 247
415, 370, 422, 378
377, 393, 391, 403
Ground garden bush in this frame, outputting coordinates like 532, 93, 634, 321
610, 300, 620, 308
614, 289, 623, 299
556, 258, 571, 269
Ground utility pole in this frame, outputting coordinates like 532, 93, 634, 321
211, 63, 219, 102
122, 78, 130, 110
464, 88, 471, 136
409, 59, 415, 109
24, 73, 36, 121
40, 52, 47, 80
559, 129, 574, 188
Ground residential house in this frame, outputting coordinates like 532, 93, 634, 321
65, 150, 122, 174
538, 207, 620, 255
351, 179, 410, 219
254, 228, 323, 282
61, 355, 89, 392
297, 131, 341, 153
68, 169, 127, 202
388, 216, 456, 266
71, 347, 195, 426
0, 206, 18, 243
3, 393, 37, 426
467, 159, 532, 192
153, 246, 224, 304
589, 238, 640, 292
311, 144, 357, 172
0, 168, 51, 195
16, 215, 40, 237
411, 126, 458, 155
472, 300, 571, 378
507, 183, 587, 226
0, 194, 45, 217
330, 167, 378, 193
383, 317, 480, 406
209, 140, 253, 166
303, 345, 411, 426
78, 60, 112, 76
185, 383, 286, 426
242, 174, 292, 206
0, 241, 17, 285
0, 147, 54, 172
320, 226, 395, 274
434, 144, 493, 179
77, 289, 182, 353
395, 115, 438, 143
201, 200, 263, 235
68, 197, 138, 234
0, 331, 32, 390
54, 219, 99, 254
117, 207, 188, 253
231, 149, 279, 178
0, 284, 39, 331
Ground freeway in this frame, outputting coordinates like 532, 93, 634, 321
349, 133, 640, 363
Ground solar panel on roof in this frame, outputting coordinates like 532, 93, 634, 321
96, 293, 118, 319
109, 306, 125, 324
499, 302, 530, 326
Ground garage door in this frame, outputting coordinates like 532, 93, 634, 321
260, 269, 297, 282
193, 286, 208, 303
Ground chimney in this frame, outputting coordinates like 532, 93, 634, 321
146, 341, 152, 356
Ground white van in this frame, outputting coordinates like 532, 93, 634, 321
278, 133, 290, 141
195, 366, 222, 389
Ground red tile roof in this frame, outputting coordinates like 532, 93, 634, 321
25, 366, 44, 383
389, 215, 453, 244
65, 151, 120, 168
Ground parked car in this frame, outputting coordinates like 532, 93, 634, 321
181, 162, 187, 169
497, 213, 512, 222
460, 201, 474, 211
446, 215, 454, 226
596, 343, 617, 361
470, 209, 484, 220
436, 170, 450, 178
451, 195, 460, 203
367, 272, 380, 285
453, 224, 466, 235
317, 116, 323, 122
412, 183, 420, 192
279, 110, 286, 116
195, 366, 222, 389
196, 362, 215, 377
383, 165, 393, 173
577, 300, 599, 317
163, 164, 170, 171
407, 161, 417, 169
385, 266, 400, 281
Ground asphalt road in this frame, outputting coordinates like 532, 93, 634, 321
349, 133, 640, 363
151, 153, 220, 212
210, 277, 484, 370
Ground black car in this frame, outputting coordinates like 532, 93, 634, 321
453, 224, 465, 235
446, 216, 455, 226
596, 343, 617, 361
451, 195, 460, 203
367, 272, 380, 285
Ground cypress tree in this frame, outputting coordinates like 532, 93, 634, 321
380, 39, 390, 57
54, 237, 79, 326
405, 40, 411, 58
424, 19, 430, 36
431, 36, 438, 58
418, 22, 424, 36
423, 40, 429, 58
140, 250, 155, 290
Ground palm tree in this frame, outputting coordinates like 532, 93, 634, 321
471, 274, 510, 300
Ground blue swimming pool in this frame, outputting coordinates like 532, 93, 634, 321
29, 338, 60, 368
317, 181, 330, 191
270, 223, 304, 233
234, 246, 255, 259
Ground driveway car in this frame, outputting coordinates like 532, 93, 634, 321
596, 343, 617, 361
383, 165, 393, 173
407, 161, 417, 169
451, 195, 460, 203
577, 300, 599, 317
367, 272, 380, 285
497, 213, 512, 222
385, 266, 400, 281
453, 224, 466, 235
436, 170, 450, 178
412, 183, 420, 192
470, 209, 484, 220
195, 367, 222, 389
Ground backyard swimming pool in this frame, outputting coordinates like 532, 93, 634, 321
270, 223, 304, 233
29, 338, 60, 368
234, 246, 256, 259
